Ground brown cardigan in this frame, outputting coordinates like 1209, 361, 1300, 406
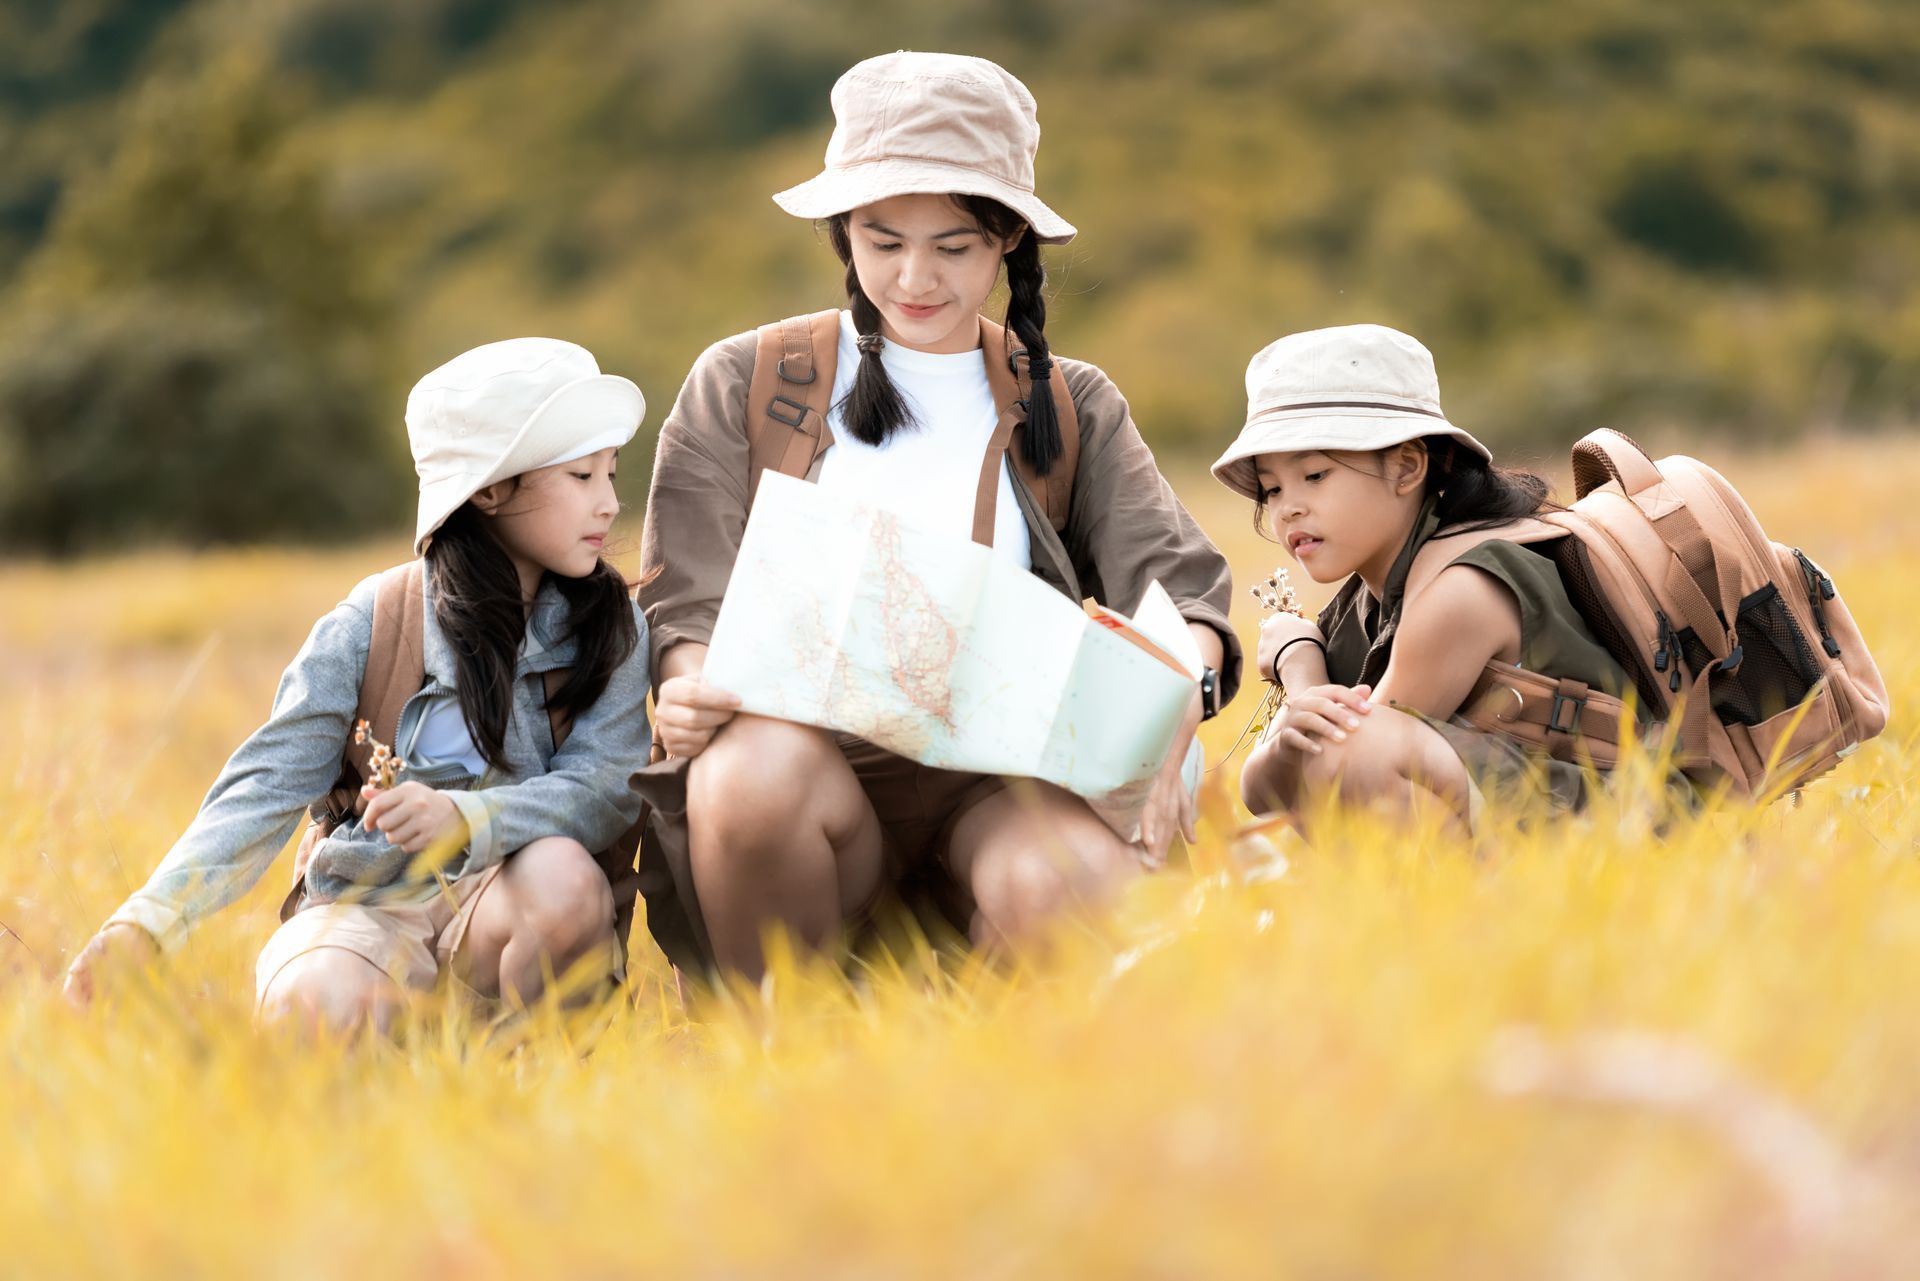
638, 326, 1244, 706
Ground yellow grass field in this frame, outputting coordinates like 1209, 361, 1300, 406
3, 440, 1916, 1279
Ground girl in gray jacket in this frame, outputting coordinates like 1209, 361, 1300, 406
64, 338, 654, 1035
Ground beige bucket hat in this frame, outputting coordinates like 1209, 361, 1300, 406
1210, 324, 1492, 502
407, 337, 645, 553
772, 51, 1076, 244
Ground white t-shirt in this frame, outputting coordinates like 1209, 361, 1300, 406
409, 693, 488, 777
813, 312, 1033, 569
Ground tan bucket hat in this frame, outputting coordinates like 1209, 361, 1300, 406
772, 51, 1076, 244
407, 338, 645, 553
1210, 324, 1492, 502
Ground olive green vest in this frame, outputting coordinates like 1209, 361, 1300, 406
1317, 499, 1632, 698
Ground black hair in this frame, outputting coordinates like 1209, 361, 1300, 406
825, 194, 1062, 475
1421, 436, 1553, 533
1251, 435, 1551, 540
424, 495, 638, 772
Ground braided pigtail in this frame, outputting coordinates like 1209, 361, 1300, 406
952, 194, 1062, 476
827, 214, 916, 446
998, 229, 1061, 476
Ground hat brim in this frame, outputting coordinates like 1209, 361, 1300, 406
1209, 407, 1493, 503
413, 374, 645, 553
772, 157, 1076, 244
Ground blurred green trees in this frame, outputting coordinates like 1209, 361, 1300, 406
1, 0, 1915, 550
0, 41, 406, 551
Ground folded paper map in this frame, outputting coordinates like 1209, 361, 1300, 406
704, 473, 1201, 837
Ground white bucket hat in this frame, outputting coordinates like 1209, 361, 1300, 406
772, 51, 1076, 244
407, 337, 645, 553
1209, 324, 1492, 502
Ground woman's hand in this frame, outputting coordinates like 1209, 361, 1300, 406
362, 781, 467, 856
1268, 683, 1374, 756
654, 675, 742, 759
1255, 613, 1325, 688
62, 921, 162, 1009
1136, 690, 1204, 869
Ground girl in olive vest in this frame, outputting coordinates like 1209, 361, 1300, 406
1214, 324, 1678, 829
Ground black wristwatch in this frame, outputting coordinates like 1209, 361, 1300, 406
1199, 666, 1223, 721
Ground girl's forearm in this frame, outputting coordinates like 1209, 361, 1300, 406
1188, 622, 1225, 674
1275, 642, 1330, 691
658, 641, 708, 684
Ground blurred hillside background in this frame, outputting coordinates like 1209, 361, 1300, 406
1, 0, 1915, 553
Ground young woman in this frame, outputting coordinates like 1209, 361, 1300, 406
636, 52, 1239, 978
64, 338, 653, 1033
1215, 324, 1668, 829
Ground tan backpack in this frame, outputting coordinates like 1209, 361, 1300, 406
741, 310, 1081, 540
1403, 429, 1889, 797
279, 561, 646, 945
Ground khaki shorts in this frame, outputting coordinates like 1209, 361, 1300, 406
253, 864, 506, 1010
834, 734, 1009, 883
630, 733, 1011, 974
1419, 713, 1698, 832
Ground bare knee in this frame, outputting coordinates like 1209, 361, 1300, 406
1298, 715, 1408, 802
687, 718, 866, 892
970, 828, 1137, 946
1297, 713, 1465, 813
983, 851, 1070, 937
259, 949, 399, 1036
508, 838, 614, 964
689, 717, 843, 847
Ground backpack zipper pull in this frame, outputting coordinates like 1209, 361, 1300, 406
1655, 610, 1685, 691
1794, 549, 1843, 659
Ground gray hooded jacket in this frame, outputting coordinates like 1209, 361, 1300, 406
109, 565, 651, 951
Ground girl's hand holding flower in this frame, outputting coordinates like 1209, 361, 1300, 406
362, 781, 467, 856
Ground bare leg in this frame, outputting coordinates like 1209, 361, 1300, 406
455, 837, 618, 1007
258, 948, 405, 1039
947, 780, 1142, 954
1296, 708, 1473, 834
685, 716, 884, 979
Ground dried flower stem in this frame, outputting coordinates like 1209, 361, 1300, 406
1247, 566, 1306, 738
354, 719, 408, 790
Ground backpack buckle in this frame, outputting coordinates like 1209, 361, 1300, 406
768, 395, 808, 429
776, 357, 816, 386
1548, 691, 1585, 735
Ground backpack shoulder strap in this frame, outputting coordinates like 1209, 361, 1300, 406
745, 310, 841, 503
359, 560, 427, 750
316, 560, 427, 825
1571, 428, 1736, 659
1403, 518, 1565, 604
980, 316, 1079, 532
